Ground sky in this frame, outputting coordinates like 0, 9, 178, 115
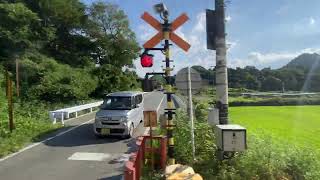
83, 0, 320, 77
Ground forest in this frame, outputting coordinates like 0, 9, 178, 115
0, 0, 141, 104
192, 53, 320, 92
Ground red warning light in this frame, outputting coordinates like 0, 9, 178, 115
140, 53, 153, 67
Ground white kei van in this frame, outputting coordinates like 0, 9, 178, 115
93, 91, 144, 138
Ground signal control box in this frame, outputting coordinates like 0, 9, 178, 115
215, 124, 247, 152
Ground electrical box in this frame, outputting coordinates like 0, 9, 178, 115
215, 124, 247, 152
208, 108, 219, 125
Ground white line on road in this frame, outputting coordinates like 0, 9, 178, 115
68, 152, 111, 161
0, 118, 94, 162
157, 93, 165, 112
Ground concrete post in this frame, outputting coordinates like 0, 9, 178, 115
187, 67, 196, 160
215, 0, 229, 124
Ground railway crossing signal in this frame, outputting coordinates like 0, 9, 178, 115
140, 52, 154, 67
140, 3, 191, 165
141, 12, 191, 52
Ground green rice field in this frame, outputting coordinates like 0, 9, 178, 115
230, 106, 320, 150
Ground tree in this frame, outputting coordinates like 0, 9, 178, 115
0, 3, 39, 63
150, 74, 166, 86
27, 57, 97, 102
22, 0, 92, 67
91, 64, 139, 97
261, 76, 283, 91
87, 1, 139, 67
245, 74, 261, 90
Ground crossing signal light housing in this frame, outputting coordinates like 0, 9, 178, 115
140, 52, 154, 67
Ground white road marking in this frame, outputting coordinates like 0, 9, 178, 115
68, 152, 111, 161
157, 93, 165, 112
0, 118, 94, 162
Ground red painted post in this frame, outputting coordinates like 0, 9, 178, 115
135, 152, 141, 180
141, 137, 145, 161
124, 161, 136, 180
137, 136, 144, 161
136, 138, 143, 179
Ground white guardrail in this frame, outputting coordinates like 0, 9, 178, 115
49, 101, 103, 124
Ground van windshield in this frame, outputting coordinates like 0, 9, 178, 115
100, 96, 132, 110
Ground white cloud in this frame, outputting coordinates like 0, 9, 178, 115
193, 12, 206, 33
225, 15, 231, 22
227, 40, 237, 51
137, 24, 157, 42
175, 27, 187, 42
309, 17, 315, 25
229, 48, 320, 69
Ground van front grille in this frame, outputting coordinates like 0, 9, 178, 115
101, 122, 120, 125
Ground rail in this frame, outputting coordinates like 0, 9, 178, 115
49, 101, 103, 124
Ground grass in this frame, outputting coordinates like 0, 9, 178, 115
0, 89, 61, 158
174, 108, 320, 179
230, 105, 320, 150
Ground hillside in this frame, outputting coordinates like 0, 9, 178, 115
190, 53, 320, 91
282, 53, 320, 72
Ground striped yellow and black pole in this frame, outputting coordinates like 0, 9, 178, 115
163, 16, 175, 165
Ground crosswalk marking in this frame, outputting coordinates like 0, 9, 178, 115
68, 152, 111, 161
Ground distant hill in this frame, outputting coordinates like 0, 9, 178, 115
282, 53, 320, 72
189, 52, 320, 91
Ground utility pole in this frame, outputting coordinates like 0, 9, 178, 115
8, 76, 14, 132
187, 67, 195, 160
215, 0, 229, 124
207, 0, 247, 160
16, 58, 20, 97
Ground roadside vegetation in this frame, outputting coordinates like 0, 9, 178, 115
174, 108, 320, 179
0, 88, 61, 158
230, 106, 320, 149
0, 0, 141, 157
192, 87, 320, 106
174, 83, 320, 179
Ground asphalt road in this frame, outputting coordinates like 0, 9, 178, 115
0, 91, 166, 180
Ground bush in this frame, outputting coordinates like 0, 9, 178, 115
23, 57, 98, 103
0, 86, 61, 158
174, 110, 218, 178
193, 99, 209, 122
174, 110, 320, 179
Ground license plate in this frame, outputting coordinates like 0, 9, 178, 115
101, 128, 110, 135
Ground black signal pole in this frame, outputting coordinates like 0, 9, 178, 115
162, 12, 176, 166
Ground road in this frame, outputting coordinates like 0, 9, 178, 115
0, 91, 166, 180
